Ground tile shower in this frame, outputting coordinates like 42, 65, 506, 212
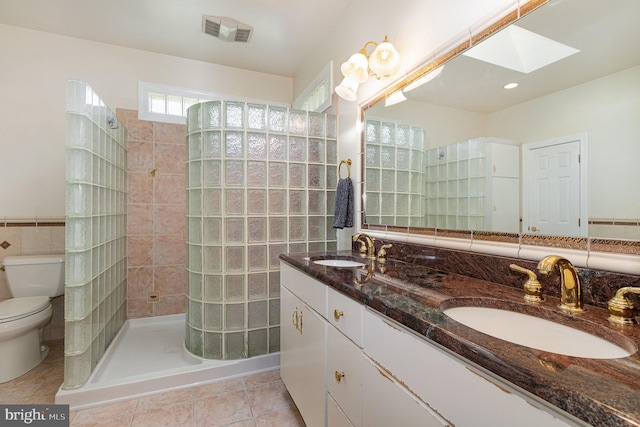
64, 80, 128, 389
185, 101, 337, 359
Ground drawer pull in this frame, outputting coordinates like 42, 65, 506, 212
335, 371, 345, 382
292, 309, 303, 333
334, 309, 344, 320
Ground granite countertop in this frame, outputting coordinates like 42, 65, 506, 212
280, 250, 640, 427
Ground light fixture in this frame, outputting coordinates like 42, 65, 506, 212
504, 82, 519, 89
384, 90, 407, 107
404, 66, 444, 92
335, 36, 402, 101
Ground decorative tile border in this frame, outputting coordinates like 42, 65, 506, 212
360, 223, 640, 256
590, 239, 640, 256
2, 221, 65, 227
472, 231, 519, 244
520, 234, 588, 251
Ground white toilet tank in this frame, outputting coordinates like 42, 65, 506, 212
3, 254, 65, 298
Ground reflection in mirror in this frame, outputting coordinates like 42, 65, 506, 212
363, 0, 640, 239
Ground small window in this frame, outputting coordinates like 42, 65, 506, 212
293, 62, 333, 113
139, 82, 289, 124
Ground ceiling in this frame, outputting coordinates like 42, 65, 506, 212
402, 0, 640, 113
0, 0, 354, 77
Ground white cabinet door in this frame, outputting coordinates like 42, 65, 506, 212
361, 354, 449, 427
280, 286, 326, 427
327, 325, 362, 427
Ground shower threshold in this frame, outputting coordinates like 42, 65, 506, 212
55, 313, 279, 410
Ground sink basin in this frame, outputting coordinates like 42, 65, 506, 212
312, 259, 366, 268
443, 306, 634, 359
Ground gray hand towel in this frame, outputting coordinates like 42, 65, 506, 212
332, 177, 354, 229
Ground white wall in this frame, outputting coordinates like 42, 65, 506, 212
487, 65, 640, 219
0, 24, 292, 218
367, 100, 488, 149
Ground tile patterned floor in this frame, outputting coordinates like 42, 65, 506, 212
0, 341, 305, 427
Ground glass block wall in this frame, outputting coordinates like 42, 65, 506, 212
425, 139, 486, 230
185, 101, 337, 359
63, 79, 127, 389
364, 119, 426, 227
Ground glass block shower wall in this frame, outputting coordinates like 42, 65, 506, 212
185, 101, 337, 359
364, 119, 426, 227
63, 79, 128, 389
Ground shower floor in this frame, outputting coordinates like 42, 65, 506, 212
55, 314, 279, 410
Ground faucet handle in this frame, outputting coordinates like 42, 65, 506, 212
608, 287, 640, 325
377, 244, 393, 262
510, 264, 543, 303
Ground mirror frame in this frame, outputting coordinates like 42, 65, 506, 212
357, 0, 640, 270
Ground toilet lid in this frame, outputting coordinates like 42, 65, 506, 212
0, 296, 50, 323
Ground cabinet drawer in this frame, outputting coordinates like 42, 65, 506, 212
327, 286, 363, 346
363, 309, 573, 427
327, 325, 362, 427
280, 262, 327, 316
328, 388, 355, 427
361, 354, 448, 427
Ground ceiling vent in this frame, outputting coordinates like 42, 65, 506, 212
202, 16, 253, 43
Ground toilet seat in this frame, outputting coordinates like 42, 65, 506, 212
0, 296, 50, 324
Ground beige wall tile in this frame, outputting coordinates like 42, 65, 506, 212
154, 264, 186, 296
128, 140, 154, 172
154, 122, 187, 144
128, 203, 154, 235
154, 294, 186, 316
127, 266, 154, 299
128, 172, 154, 204
154, 175, 186, 205
21, 226, 52, 254
127, 236, 154, 266
154, 234, 185, 266
154, 204, 186, 235
155, 143, 186, 174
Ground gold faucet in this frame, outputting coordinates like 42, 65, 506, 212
352, 232, 376, 259
607, 287, 640, 325
509, 264, 543, 303
353, 260, 376, 286
537, 255, 585, 313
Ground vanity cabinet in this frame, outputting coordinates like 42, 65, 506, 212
363, 309, 577, 427
281, 262, 363, 427
281, 262, 579, 426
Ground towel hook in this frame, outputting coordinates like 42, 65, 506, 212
338, 159, 352, 180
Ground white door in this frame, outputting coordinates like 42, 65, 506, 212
522, 134, 587, 237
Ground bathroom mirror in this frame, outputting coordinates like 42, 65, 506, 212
362, 0, 640, 239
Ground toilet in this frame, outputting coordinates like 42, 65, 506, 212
0, 254, 65, 383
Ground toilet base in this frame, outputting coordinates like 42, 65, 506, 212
0, 305, 53, 383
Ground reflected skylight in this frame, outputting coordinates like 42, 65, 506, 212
462, 25, 579, 73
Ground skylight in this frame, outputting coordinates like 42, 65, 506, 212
462, 25, 579, 73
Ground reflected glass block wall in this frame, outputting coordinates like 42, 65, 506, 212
364, 119, 426, 227
64, 79, 128, 389
185, 101, 337, 359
